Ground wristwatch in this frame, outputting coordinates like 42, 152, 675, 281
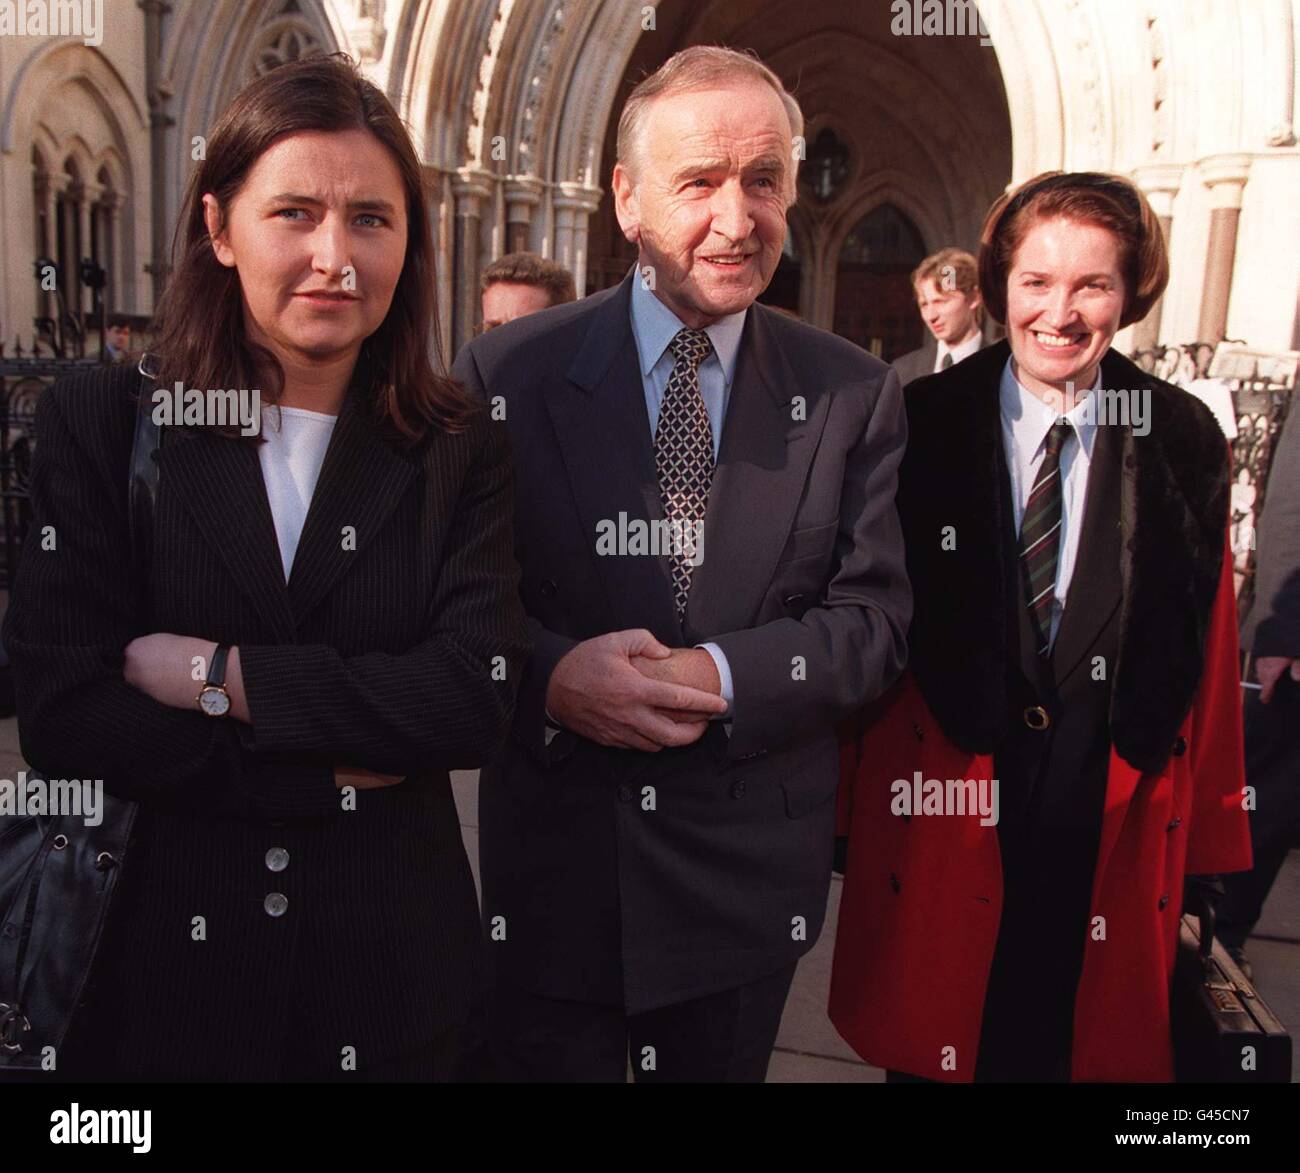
197, 643, 232, 717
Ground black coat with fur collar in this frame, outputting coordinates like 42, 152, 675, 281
899, 340, 1230, 776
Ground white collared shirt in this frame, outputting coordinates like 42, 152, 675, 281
935, 329, 984, 373
257, 404, 338, 581
999, 359, 1101, 647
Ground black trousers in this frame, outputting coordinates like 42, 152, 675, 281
975, 726, 1110, 1083
1219, 676, 1300, 950
486, 963, 798, 1082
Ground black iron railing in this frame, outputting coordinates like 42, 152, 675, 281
1211, 348, 1298, 625
1132, 342, 1297, 624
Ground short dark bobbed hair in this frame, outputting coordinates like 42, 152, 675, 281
977, 171, 1169, 329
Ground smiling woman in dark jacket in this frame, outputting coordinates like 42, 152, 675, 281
831, 172, 1250, 1083
2, 54, 528, 1081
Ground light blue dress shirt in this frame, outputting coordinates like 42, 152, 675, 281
628, 273, 747, 715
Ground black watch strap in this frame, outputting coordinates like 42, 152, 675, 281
206, 643, 231, 688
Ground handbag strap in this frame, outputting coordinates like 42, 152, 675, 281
129, 364, 162, 580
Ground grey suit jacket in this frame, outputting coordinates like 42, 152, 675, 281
892, 336, 939, 386
892, 320, 999, 388
453, 268, 910, 1011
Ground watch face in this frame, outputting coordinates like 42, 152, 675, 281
199, 687, 231, 717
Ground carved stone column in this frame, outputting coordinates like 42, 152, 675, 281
103, 191, 126, 313
39, 171, 67, 322
424, 166, 455, 364
1130, 163, 1183, 351
140, 0, 174, 307
451, 169, 495, 354
1197, 154, 1251, 345
552, 183, 602, 297
76, 180, 96, 316
503, 176, 544, 256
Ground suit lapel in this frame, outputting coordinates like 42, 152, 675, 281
549, 272, 680, 644
686, 304, 829, 636
905, 341, 1018, 753
157, 373, 417, 640
156, 428, 297, 642
285, 383, 416, 623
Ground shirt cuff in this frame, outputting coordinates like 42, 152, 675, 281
697, 642, 734, 719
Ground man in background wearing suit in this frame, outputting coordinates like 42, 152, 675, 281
1220, 403, 1300, 975
892, 247, 996, 385
102, 316, 134, 364
479, 252, 577, 332
453, 45, 910, 1082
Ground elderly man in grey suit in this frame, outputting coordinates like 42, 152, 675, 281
453, 45, 910, 1082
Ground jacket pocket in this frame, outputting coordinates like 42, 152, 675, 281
776, 736, 840, 818
777, 520, 837, 565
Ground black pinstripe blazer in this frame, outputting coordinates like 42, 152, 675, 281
1, 362, 529, 1079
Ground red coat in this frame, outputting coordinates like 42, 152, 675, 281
829, 347, 1253, 1083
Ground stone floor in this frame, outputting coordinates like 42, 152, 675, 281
1, 724, 1293, 1082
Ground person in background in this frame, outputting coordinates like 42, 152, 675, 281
832, 171, 1251, 1083
891, 247, 996, 385
104, 315, 134, 363
480, 252, 576, 332
1219, 403, 1300, 977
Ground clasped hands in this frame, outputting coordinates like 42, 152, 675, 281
121, 632, 399, 791
544, 629, 728, 752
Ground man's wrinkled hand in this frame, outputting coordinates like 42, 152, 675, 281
546, 630, 726, 751
630, 647, 724, 723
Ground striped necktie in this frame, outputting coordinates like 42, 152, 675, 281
655, 327, 715, 619
1020, 420, 1074, 655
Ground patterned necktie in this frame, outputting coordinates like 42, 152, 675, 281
940, 351, 953, 371
1019, 420, 1074, 655
655, 327, 715, 619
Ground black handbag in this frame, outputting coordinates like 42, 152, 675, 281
1172, 880, 1292, 1082
0, 371, 160, 1072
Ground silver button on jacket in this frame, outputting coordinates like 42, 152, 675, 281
265, 847, 290, 873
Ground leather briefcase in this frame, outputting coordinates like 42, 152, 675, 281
1172, 908, 1292, 1082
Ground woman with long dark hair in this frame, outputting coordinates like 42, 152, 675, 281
3, 54, 528, 1080
830, 172, 1251, 1082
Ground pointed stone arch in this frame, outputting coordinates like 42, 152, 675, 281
160, 0, 338, 238
1, 42, 146, 333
